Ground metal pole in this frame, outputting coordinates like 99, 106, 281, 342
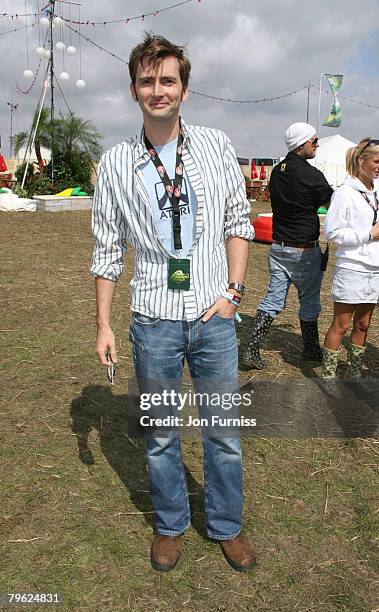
6, 102, 18, 157
316, 73, 323, 133
21, 78, 49, 190
49, 0, 55, 181
306, 80, 310, 123
10, 106, 13, 157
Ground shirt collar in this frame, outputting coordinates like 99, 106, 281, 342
135, 116, 190, 163
287, 151, 307, 162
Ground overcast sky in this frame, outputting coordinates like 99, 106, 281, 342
1, 0, 379, 160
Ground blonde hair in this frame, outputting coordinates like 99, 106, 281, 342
346, 137, 379, 177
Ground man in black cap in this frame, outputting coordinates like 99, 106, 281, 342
241, 122, 333, 369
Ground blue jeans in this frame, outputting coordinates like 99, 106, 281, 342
129, 312, 243, 540
258, 243, 323, 320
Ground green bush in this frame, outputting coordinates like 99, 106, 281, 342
12, 184, 28, 198
33, 175, 54, 195
50, 149, 95, 195
14, 162, 41, 198
14, 154, 94, 197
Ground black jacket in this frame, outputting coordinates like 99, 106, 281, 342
269, 152, 333, 242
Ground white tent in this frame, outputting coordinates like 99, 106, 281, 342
308, 134, 356, 188
16, 146, 51, 165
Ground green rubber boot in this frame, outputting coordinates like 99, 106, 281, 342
321, 347, 339, 379
347, 343, 365, 379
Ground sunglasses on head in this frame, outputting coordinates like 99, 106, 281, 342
360, 139, 379, 155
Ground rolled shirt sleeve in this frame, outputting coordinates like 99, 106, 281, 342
91, 156, 128, 280
223, 136, 255, 241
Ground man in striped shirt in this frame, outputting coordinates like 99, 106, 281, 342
91, 34, 255, 572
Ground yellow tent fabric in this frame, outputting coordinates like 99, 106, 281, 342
55, 188, 73, 197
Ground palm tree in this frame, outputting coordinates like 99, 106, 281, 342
12, 109, 102, 192
52, 112, 102, 161
11, 106, 52, 175
11, 131, 29, 159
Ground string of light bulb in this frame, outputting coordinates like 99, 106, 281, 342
22, 3, 85, 88
0, 0, 198, 26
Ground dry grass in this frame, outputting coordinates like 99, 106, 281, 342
0, 210, 378, 611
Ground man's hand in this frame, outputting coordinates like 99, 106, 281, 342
96, 323, 118, 365
202, 297, 237, 322
95, 277, 118, 365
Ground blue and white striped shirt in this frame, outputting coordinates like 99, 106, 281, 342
91, 120, 254, 321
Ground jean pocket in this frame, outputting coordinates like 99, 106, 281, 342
132, 312, 160, 325
212, 313, 235, 321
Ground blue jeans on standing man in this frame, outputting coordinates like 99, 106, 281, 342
129, 311, 243, 540
258, 243, 323, 320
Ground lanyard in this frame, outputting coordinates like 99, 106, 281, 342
144, 121, 184, 251
360, 190, 379, 225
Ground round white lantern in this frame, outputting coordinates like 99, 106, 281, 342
23, 69, 34, 79
76, 79, 86, 89
56, 41, 66, 51
40, 16, 50, 27
35, 46, 45, 57
66, 46, 76, 55
44, 49, 51, 59
53, 16, 63, 26
60, 71, 70, 81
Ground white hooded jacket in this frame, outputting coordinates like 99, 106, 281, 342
324, 175, 379, 272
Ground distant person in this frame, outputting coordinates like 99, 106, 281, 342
322, 138, 379, 379
240, 122, 333, 369
91, 34, 255, 572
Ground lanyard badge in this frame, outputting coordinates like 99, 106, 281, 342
144, 119, 190, 291
144, 120, 184, 251
360, 191, 379, 226
168, 258, 190, 290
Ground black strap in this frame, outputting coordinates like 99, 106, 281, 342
144, 121, 184, 250
360, 190, 379, 225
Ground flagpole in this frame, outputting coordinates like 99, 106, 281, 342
306, 80, 310, 123
316, 73, 323, 133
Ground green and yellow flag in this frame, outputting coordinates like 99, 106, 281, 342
323, 74, 343, 127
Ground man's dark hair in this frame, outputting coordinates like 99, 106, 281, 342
129, 33, 191, 88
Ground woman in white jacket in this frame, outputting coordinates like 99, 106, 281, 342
322, 138, 379, 379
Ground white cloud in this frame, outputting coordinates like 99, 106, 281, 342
1, 0, 379, 160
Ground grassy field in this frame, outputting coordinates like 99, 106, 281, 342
0, 210, 378, 612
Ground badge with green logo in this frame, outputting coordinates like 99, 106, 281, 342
168, 258, 190, 291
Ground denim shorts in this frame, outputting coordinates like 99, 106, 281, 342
332, 266, 379, 304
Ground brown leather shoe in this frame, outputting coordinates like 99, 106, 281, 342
219, 535, 256, 572
150, 535, 181, 572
